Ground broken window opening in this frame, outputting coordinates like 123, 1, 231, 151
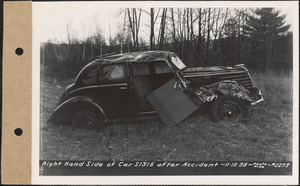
102, 64, 125, 81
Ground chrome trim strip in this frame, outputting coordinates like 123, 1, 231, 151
219, 74, 249, 78
226, 77, 251, 81
54, 97, 77, 112
69, 83, 127, 95
183, 70, 247, 78
138, 111, 157, 115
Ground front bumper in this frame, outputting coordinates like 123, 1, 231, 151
251, 96, 264, 105
250, 89, 264, 105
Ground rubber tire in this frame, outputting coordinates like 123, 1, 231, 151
209, 95, 248, 122
72, 109, 106, 131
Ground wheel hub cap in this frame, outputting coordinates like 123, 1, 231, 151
79, 116, 96, 129
219, 101, 241, 121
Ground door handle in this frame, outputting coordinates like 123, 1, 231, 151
119, 87, 127, 90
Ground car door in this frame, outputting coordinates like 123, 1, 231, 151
131, 62, 154, 112
96, 63, 136, 119
131, 61, 174, 112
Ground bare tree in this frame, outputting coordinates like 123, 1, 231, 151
127, 8, 136, 49
235, 8, 249, 64
150, 8, 155, 49
169, 8, 178, 54
158, 8, 167, 50
190, 8, 194, 44
135, 8, 142, 50
126, 8, 142, 51
205, 8, 211, 65
211, 8, 229, 65
197, 8, 203, 64
143, 8, 161, 50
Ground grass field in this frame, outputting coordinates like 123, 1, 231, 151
40, 73, 293, 161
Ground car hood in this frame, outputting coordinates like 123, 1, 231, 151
182, 65, 247, 77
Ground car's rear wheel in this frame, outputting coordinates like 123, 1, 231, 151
72, 109, 106, 131
209, 95, 247, 122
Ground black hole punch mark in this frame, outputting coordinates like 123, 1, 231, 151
14, 128, 23, 136
15, 48, 24, 56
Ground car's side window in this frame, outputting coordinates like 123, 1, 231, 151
154, 61, 171, 74
83, 68, 98, 85
101, 64, 125, 81
133, 63, 150, 76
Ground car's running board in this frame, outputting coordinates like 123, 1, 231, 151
105, 112, 157, 123
138, 111, 157, 115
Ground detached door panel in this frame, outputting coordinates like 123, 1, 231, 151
147, 78, 199, 126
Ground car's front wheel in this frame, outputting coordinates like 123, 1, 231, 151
209, 95, 248, 122
72, 109, 106, 131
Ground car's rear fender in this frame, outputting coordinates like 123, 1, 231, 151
49, 96, 108, 124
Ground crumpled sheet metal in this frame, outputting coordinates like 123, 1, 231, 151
95, 51, 174, 64
194, 81, 253, 104
194, 87, 217, 103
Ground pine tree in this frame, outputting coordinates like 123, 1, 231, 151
244, 8, 290, 71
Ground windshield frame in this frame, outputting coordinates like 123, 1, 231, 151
169, 55, 187, 71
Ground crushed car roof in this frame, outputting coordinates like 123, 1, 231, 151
92, 51, 175, 64
76, 51, 175, 82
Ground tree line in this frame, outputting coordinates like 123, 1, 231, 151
41, 8, 292, 81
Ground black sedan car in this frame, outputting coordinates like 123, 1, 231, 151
51, 51, 263, 130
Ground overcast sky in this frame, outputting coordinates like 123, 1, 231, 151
33, 1, 297, 44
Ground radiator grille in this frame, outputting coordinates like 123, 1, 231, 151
218, 72, 254, 89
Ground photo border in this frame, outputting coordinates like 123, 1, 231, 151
32, 1, 299, 184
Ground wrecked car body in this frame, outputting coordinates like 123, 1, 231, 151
50, 51, 263, 129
